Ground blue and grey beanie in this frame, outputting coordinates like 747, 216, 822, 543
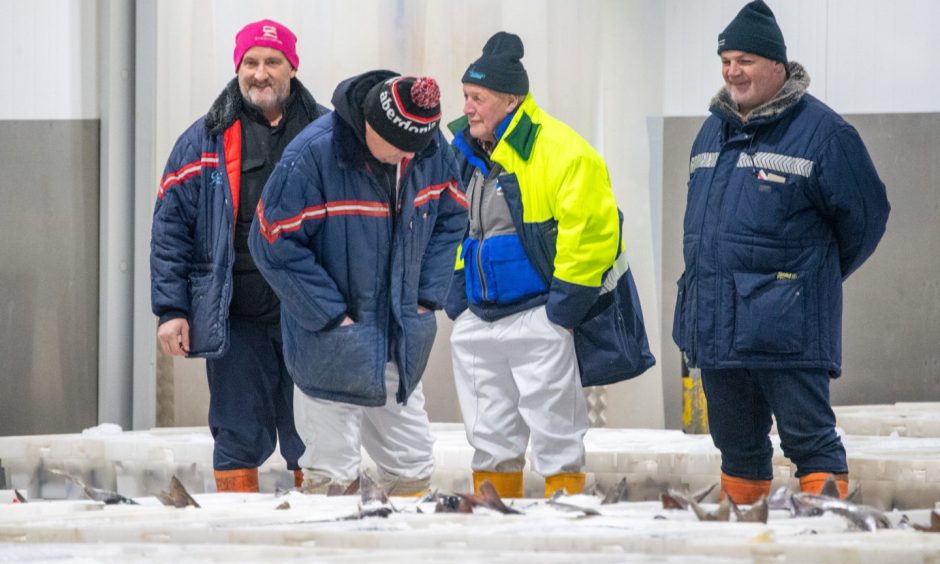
718, 0, 787, 64
462, 31, 529, 95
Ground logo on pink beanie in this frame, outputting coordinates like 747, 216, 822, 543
233, 19, 299, 72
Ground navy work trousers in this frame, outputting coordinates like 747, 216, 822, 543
206, 320, 304, 471
700, 367, 847, 480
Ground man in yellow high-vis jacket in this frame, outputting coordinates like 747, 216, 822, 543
445, 31, 654, 499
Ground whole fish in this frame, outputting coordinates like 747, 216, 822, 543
661, 482, 717, 511
729, 495, 769, 523
359, 472, 389, 505
456, 480, 522, 515
433, 494, 468, 514
790, 493, 891, 532
688, 496, 731, 522
48, 468, 138, 505
156, 475, 200, 508
601, 478, 629, 505
547, 490, 601, 517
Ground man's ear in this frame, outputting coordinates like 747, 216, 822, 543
290, 68, 297, 79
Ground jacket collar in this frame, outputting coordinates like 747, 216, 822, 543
448, 93, 543, 168
710, 62, 810, 128
204, 77, 324, 137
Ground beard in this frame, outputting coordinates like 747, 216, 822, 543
241, 80, 290, 115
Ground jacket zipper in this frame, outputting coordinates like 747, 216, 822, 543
473, 169, 489, 301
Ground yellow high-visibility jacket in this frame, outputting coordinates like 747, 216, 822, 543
447, 94, 654, 385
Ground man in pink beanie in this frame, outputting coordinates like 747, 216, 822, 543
151, 19, 327, 492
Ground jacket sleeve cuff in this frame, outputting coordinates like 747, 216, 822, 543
158, 310, 188, 326
444, 269, 469, 320
545, 277, 598, 329
418, 299, 440, 311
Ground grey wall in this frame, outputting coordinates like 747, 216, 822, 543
0, 121, 100, 435
660, 113, 940, 428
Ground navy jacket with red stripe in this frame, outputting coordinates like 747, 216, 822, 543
150, 78, 326, 358
248, 110, 467, 407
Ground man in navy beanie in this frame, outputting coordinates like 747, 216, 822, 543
447, 31, 654, 499
673, 0, 890, 503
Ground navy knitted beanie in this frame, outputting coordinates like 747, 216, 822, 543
462, 32, 529, 95
718, 0, 787, 64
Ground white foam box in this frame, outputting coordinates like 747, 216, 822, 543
835, 403, 940, 438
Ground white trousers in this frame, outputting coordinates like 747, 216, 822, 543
293, 362, 435, 484
450, 306, 588, 477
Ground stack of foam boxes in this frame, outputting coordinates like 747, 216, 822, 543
2, 404, 940, 508
0, 427, 297, 500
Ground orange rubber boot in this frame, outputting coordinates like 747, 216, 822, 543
544, 473, 586, 497
720, 472, 771, 504
799, 472, 849, 499
214, 468, 259, 493
293, 469, 304, 489
473, 471, 524, 498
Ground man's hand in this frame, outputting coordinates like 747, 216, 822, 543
339, 316, 355, 327
417, 305, 432, 315
158, 318, 190, 357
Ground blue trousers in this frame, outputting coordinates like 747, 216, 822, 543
700, 367, 847, 480
206, 320, 304, 471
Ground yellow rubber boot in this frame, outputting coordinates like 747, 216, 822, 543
214, 468, 259, 493
799, 472, 849, 499
720, 472, 771, 504
544, 473, 586, 497
473, 471, 524, 498
293, 469, 304, 489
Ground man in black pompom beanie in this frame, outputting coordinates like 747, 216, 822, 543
249, 71, 468, 495
674, 0, 890, 506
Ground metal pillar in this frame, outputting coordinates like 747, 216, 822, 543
97, 0, 136, 428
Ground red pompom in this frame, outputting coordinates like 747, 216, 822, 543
411, 77, 441, 109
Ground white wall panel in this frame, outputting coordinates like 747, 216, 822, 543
827, 0, 940, 113
664, 0, 940, 116
0, 0, 97, 120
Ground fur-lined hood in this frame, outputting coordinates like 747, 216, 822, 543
204, 77, 325, 136
710, 62, 810, 126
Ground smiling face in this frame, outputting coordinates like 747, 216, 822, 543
462, 83, 521, 146
237, 46, 296, 122
720, 50, 787, 118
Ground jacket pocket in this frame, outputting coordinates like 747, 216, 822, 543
283, 314, 385, 402
479, 234, 547, 304
731, 175, 798, 237
187, 270, 227, 357
732, 271, 804, 354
